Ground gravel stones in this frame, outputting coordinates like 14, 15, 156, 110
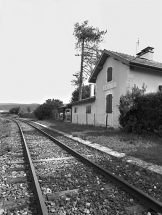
41, 127, 162, 204
35, 158, 146, 214
0, 120, 38, 215
16, 121, 161, 214
20, 123, 71, 160
97, 156, 162, 202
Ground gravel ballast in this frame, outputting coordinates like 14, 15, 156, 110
18, 121, 159, 214
38, 125, 162, 203
0, 120, 38, 215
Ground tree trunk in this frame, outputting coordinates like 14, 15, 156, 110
78, 38, 84, 101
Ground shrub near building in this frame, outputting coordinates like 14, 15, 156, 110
135, 92, 162, 135
118, 84, 162, 135
118, 84, 146, 133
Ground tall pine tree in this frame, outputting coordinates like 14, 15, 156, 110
73, 21, 107, 100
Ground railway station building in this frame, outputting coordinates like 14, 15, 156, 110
64, 47, 162, 128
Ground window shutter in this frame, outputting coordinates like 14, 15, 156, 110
106, 96, 108, 113
107, 67, 112, 82
89, 106, 91, 113
106, 94, 112, 113
74, 107, 78, 113
86, 105, 91, 113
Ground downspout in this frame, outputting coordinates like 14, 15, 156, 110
106, 114, 108, 128
70, 107, 72, 123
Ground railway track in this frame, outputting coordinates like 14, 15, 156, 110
0, 120, 40, 215
32, 122, 162, 202
2, 119, 162, 214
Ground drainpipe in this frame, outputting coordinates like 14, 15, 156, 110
106, 114, 108, 129
70, 108, 72, 123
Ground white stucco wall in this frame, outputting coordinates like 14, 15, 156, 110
71, 57, 129, 127
95, 56, 128, 127
71, 57, 162, 128
132, 66, 162, 93
72, 101, 96, 125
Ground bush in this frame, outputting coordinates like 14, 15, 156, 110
34, 99, 63, 120
119, 85, 162, 135
34, 104, 52, 120
135, 92, 162, 134
9, 106, 20, 114
118, 84, 146, 133
19, 112, 35, 118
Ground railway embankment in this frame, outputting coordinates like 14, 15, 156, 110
33, 119, 162, 170
1, 117, 162, 214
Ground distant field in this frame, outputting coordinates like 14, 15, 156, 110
0, 103, 39, 112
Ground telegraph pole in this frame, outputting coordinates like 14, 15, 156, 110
136, 38, 139, 54
78, 38, 85, 101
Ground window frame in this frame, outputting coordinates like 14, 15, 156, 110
74, 107, 78, 113
86, 105, 91, 114
107, 67, 112, 82
106, 94, 112, 113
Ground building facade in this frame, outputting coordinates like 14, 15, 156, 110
70, 47, 162, 127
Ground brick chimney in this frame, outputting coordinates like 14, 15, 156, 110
90, 84, 95, 97
136, 46, 154, 60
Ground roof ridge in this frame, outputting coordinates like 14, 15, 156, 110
89, 49, 162, 83
109, 50, 162, 65
110, 50, 135, 57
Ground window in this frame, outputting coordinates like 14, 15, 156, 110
106, 94, 112, 113
159, 85, 162, 92
74, 107, 78, 113
107, 67, 112, 82
86, 105, 91, 114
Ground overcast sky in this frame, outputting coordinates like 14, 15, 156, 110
0, 0, 161, 104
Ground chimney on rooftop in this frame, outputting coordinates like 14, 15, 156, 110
90, 84, 95, 97
136, 46, 154, 60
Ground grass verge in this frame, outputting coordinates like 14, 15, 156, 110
0, 118, 12, 156
41, 119, 162, 166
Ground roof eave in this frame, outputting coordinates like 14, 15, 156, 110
130, 62, 162, 72
89, 49, 129, 83
70, 96, 96, 106
104, 50, 129, 65
58, 104, 72, 109
89, 50, 107, 83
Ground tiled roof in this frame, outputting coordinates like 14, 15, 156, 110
111, 51, 162, 69
89, 49, 162, 83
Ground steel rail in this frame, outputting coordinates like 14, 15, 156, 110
14, 120, 48, 215
21, 120, 162, 213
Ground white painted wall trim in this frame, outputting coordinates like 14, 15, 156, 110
103, 82, 116, 91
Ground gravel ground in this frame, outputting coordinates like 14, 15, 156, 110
0, 120, 38, 215
39, 127, 162, 204
19, 121, 159, 215
20, 123, 71, 160
36, 160, 145, 215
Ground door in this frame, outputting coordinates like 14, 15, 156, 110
106, 94, 113, 127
